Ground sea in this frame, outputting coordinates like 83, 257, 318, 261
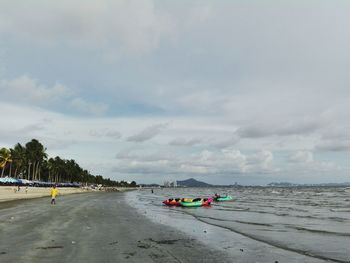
126, 187, 350, 263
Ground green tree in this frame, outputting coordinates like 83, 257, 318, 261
25, 139, 47, 180
0, 148, 12, 177
10, 143, 26, 178
3, 138, 128, 186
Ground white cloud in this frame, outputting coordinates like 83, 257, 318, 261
0, 75, 72, 105
287, 150, 339, 173
0, 75, 109, 116
244, 150, 275, 173
221, 149, 247, 171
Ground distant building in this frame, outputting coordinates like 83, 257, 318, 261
169, 181, 177, 187
163, 180, 177, 187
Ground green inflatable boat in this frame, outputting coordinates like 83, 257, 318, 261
214, 195, 233, 202
179, 198, 203, 207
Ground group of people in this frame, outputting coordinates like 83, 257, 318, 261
13, 185, 29, 194
11, 184, 59, 205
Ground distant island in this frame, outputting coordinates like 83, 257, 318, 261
176, 178, 213, 187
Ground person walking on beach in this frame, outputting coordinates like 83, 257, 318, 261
50, 185, 59, 205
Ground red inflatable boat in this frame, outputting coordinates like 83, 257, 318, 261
162, 198, 181, 206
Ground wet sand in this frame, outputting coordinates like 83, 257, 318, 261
0, 192, 232, 263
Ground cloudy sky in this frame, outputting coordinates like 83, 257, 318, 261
1, 0, 350, 185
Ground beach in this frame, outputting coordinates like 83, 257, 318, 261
1, 187, 348, 263
0, 186, 90, 202
0, 191, 232, 263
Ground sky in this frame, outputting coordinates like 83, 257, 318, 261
1, 0, 350, 185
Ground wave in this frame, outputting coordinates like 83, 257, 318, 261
187, 214, 350, 263
189, 214, 273, 227
289, 226, 350, 237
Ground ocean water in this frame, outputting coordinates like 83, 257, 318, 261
126, 187, 350, 263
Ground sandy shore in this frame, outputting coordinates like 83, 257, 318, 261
0, 186, 135, 203
0, 186, 90, 202
0, 191, 232, 263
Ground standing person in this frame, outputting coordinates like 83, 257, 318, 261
50, 185, 59, 205
25, 186, 28, 194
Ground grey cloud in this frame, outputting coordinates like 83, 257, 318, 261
112, 148, 277, 178
105, 130, 122, 139
320, 126, 350, 141
288, 151, 314, 163
90, 129, 122, 139
209, 135, 240, 149
127, 123, 168, 142
237, 118, 326, 139
0, 123, 46, 145
115, 149, 174, 163
17, 124, 45, 133
44, 138, 78, 151
316, 140, 350, 152
169, 137, 202, 146
2, 1, 350, 184
0, 0, 174, 55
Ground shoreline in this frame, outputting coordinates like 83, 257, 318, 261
0, 186, 135, 203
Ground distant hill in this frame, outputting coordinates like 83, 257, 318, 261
176, 178, 213, 187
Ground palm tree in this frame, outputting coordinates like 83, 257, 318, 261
10, 143, 26, 178
25, 139, 47, 180
3, 138, 125, 186
47, 158, 54, 182
0, 148, 12, 177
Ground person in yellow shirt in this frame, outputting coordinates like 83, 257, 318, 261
50, 185, 59, 205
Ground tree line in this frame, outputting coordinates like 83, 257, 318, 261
0, 139, 136, 187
